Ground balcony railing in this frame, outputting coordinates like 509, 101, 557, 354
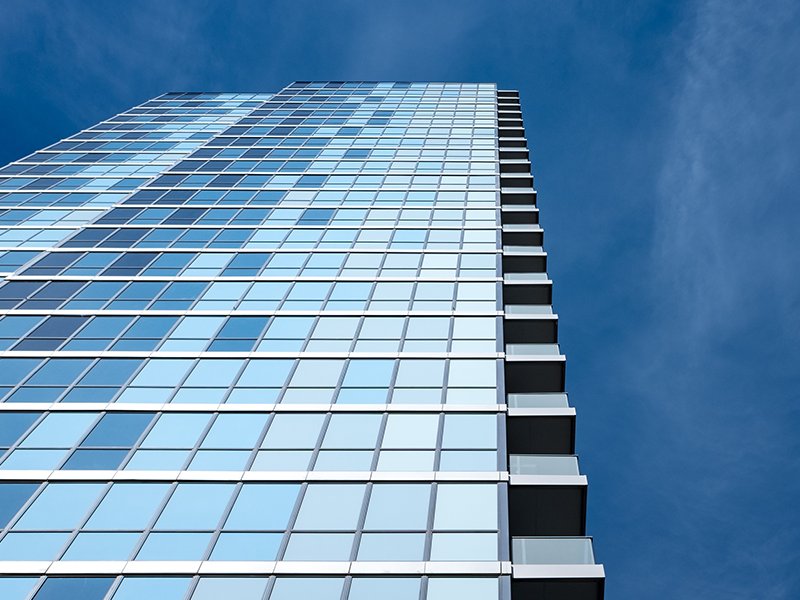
505, 343, 561, 356
504, 304, 553, 315
503, 245, 544, 253
510, 455, 580, 476
503, 272, 549, 281
507, 392, 569, 408
512, 537, 596, 565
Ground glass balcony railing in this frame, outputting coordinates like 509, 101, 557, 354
503, 304, 553, 315
504, 272, 549, 281
510, 455, 580, 476
512, 537, 595, 565
507, 392, 569, 408
503, 245, 544, 253
505, 343, 561, 356
503, 224, 540, 231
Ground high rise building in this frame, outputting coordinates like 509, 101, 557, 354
0, 82, 604, 600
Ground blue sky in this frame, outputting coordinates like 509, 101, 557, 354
2, 0, 799, 597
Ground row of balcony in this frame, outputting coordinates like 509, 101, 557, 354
499, 89, 604, 600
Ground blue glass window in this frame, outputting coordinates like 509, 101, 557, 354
200, 414, 269, 449
322, 414, 381, 449
15, 483, 104, 530
191, 578, 268, 600
382, 415, 439, 449
357, 533, 426, 561
111, 577, 192, 600
430, 532, 497, 560
14, 316, 87, 350
294, 484, 365, 530
426, 578, 499, 600
210, 532, 282, 560
182, 359, 242, 388
0, 531, 70, 560
448, 360, 497, 387
141, 413, 211, 448
32, 577, 114, 600
76, 359, 142, 390
130, 359, 193, 388
236, 359, 294, 388
0, 483, 39, 527
155, 483, 235, 529
0, 358, 41, 389
81, 412, 154, 447
394, 360, 445, 387
86, 483, 170, 530
224, 484, 300, 530
269, 578, 343, 600
125, 317, 178, 339
0, 412, 39, 446
289, 359, 344, 387
283, 532, 354, 560
262, 414, 324, 449
434, 484, 498, 530
62, 449, 129, 470
364, 484, 430, 530
62, 532, 140, 561
20, 413, 97, 448
25, 358, 91, 386
137, 532, 213, 560
341, 360, 395, 388
0, 578, 37, 600
348, 578, 421, 600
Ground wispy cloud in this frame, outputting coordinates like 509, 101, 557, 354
653, 0, 800, 341
335, 2, 484, 79
625, 0, 800, 596
0, 1, 217, 121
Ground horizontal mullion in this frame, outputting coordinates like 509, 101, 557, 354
0, 350, 505, 359
77, 224, 501, 230
0, 402, 506, 413
0, 559, 512, 576
26, 247, 503, 254
0, 470, 507, 483
0, 309, 503, 317
8, 275, 504, 282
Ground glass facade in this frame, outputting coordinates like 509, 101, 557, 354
0, 83, 603, 599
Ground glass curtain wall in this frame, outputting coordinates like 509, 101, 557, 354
0, 82, 510, 600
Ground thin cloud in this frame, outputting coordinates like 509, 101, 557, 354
627, 0, 800, 596
653, 0, 800, 341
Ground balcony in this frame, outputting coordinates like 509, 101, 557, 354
502, 246, 547, 274
499, 149, 529, 161
501, 173, 534, 188
500, 206, 539, 226
500, 187, 537, 206
511, 455, 580, 476
511, 538, 604, 600
499, 137, 528, 148
504, 340, 565, 396
503, 314, 557, 345
503, 279, 552, 306
501, 225, 543, 247
505, 391, 574, 455
508, 456, 587, 537
498, 126, 526, 139
500, 159, 532, 174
